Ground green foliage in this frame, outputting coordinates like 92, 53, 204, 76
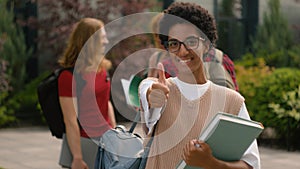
256, 44, 300, 69
244, 45, 300, 69
251, 0, 293, 67
217, 0, 244, 59
0, 60, 10, 92
253, 68, 300, 149
0, 90, 15, 126
0, 84, 14, 126
268, 85, 300, 150
236, 59, 300, 149
220, 0, 236, 16
253, 68, 300, 124
0, 0, 31, 92
287, 44, 300, 68
1, 72, 49, 127
0, 59, 13, 125
235, 55, 274, 117
252, 0, 292, 53
269, 85, 300, 121
0, 0, 19, 126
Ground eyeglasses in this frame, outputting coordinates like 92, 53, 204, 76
165, 36, 205, 53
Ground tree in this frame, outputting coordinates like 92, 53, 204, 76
250, 0, 293, 67
0, 0, 31, 93
0, 59, 10, 95
0, 59, 9, 111
216, 0, 244, 60
0, 58, 15, 126
36, 0, 158, 70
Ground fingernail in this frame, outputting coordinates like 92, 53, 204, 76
195, 143, 201, 148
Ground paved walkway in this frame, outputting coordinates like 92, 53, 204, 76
0, 124, 299, 169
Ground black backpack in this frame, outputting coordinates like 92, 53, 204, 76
37, 68, 74, 139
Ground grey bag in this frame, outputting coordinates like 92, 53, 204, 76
59, 134, 98, 169
94, 125, 144, 169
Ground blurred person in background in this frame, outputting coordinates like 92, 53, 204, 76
58, 18, 116, 169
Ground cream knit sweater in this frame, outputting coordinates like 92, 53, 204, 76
145, 79, 244, 169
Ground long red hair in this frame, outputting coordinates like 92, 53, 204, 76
58, 18, 111, 73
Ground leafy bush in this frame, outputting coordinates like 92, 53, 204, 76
268, 85, 300, 150
287, 44, 300, 68
269, 85, 300, 122
0, 89, 15, 126
235, 55, 273, 117
0, 0, 16, 126
253, 68, 300, 124
252, 45, 300, 69
236, 55, 300, 150
252, 68, 300, 150
1, 72, 49, 127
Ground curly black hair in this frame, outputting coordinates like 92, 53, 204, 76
159, 2, 218, 48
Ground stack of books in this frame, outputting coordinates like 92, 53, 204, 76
176, 112, 264, 169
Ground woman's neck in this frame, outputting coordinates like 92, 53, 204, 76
177, 68, 207, 84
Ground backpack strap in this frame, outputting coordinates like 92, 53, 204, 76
216, 49, 235, 90
61, 68, 86, 129
215, 48, 223, 63
204, 49, 235, 90
156, 51, 163, 64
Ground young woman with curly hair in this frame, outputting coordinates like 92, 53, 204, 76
139, 2, 260, 169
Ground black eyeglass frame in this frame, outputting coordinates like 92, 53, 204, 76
163, 36, 205, 53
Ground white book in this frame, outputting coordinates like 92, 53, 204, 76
121, 78, 131, 105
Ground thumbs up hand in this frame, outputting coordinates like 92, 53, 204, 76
147, 63, 170, 108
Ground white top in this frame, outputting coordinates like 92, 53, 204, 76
139, 77, 261, 169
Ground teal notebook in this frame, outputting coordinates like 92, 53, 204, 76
128, 75, 143, 107
176, 112, 264, 169
121, 75, 143, 108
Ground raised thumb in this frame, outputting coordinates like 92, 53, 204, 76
157, 62, 166, 84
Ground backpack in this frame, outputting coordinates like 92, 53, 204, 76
94, 125, 144, 169
94, 118, 156, 169
203, 49, 235, 90
37, 68, 73, 139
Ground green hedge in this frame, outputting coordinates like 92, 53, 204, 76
254, 68, 300, 150
0, 72, 49, 127
236, 63, 300, 150
253, 68, 300, 126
